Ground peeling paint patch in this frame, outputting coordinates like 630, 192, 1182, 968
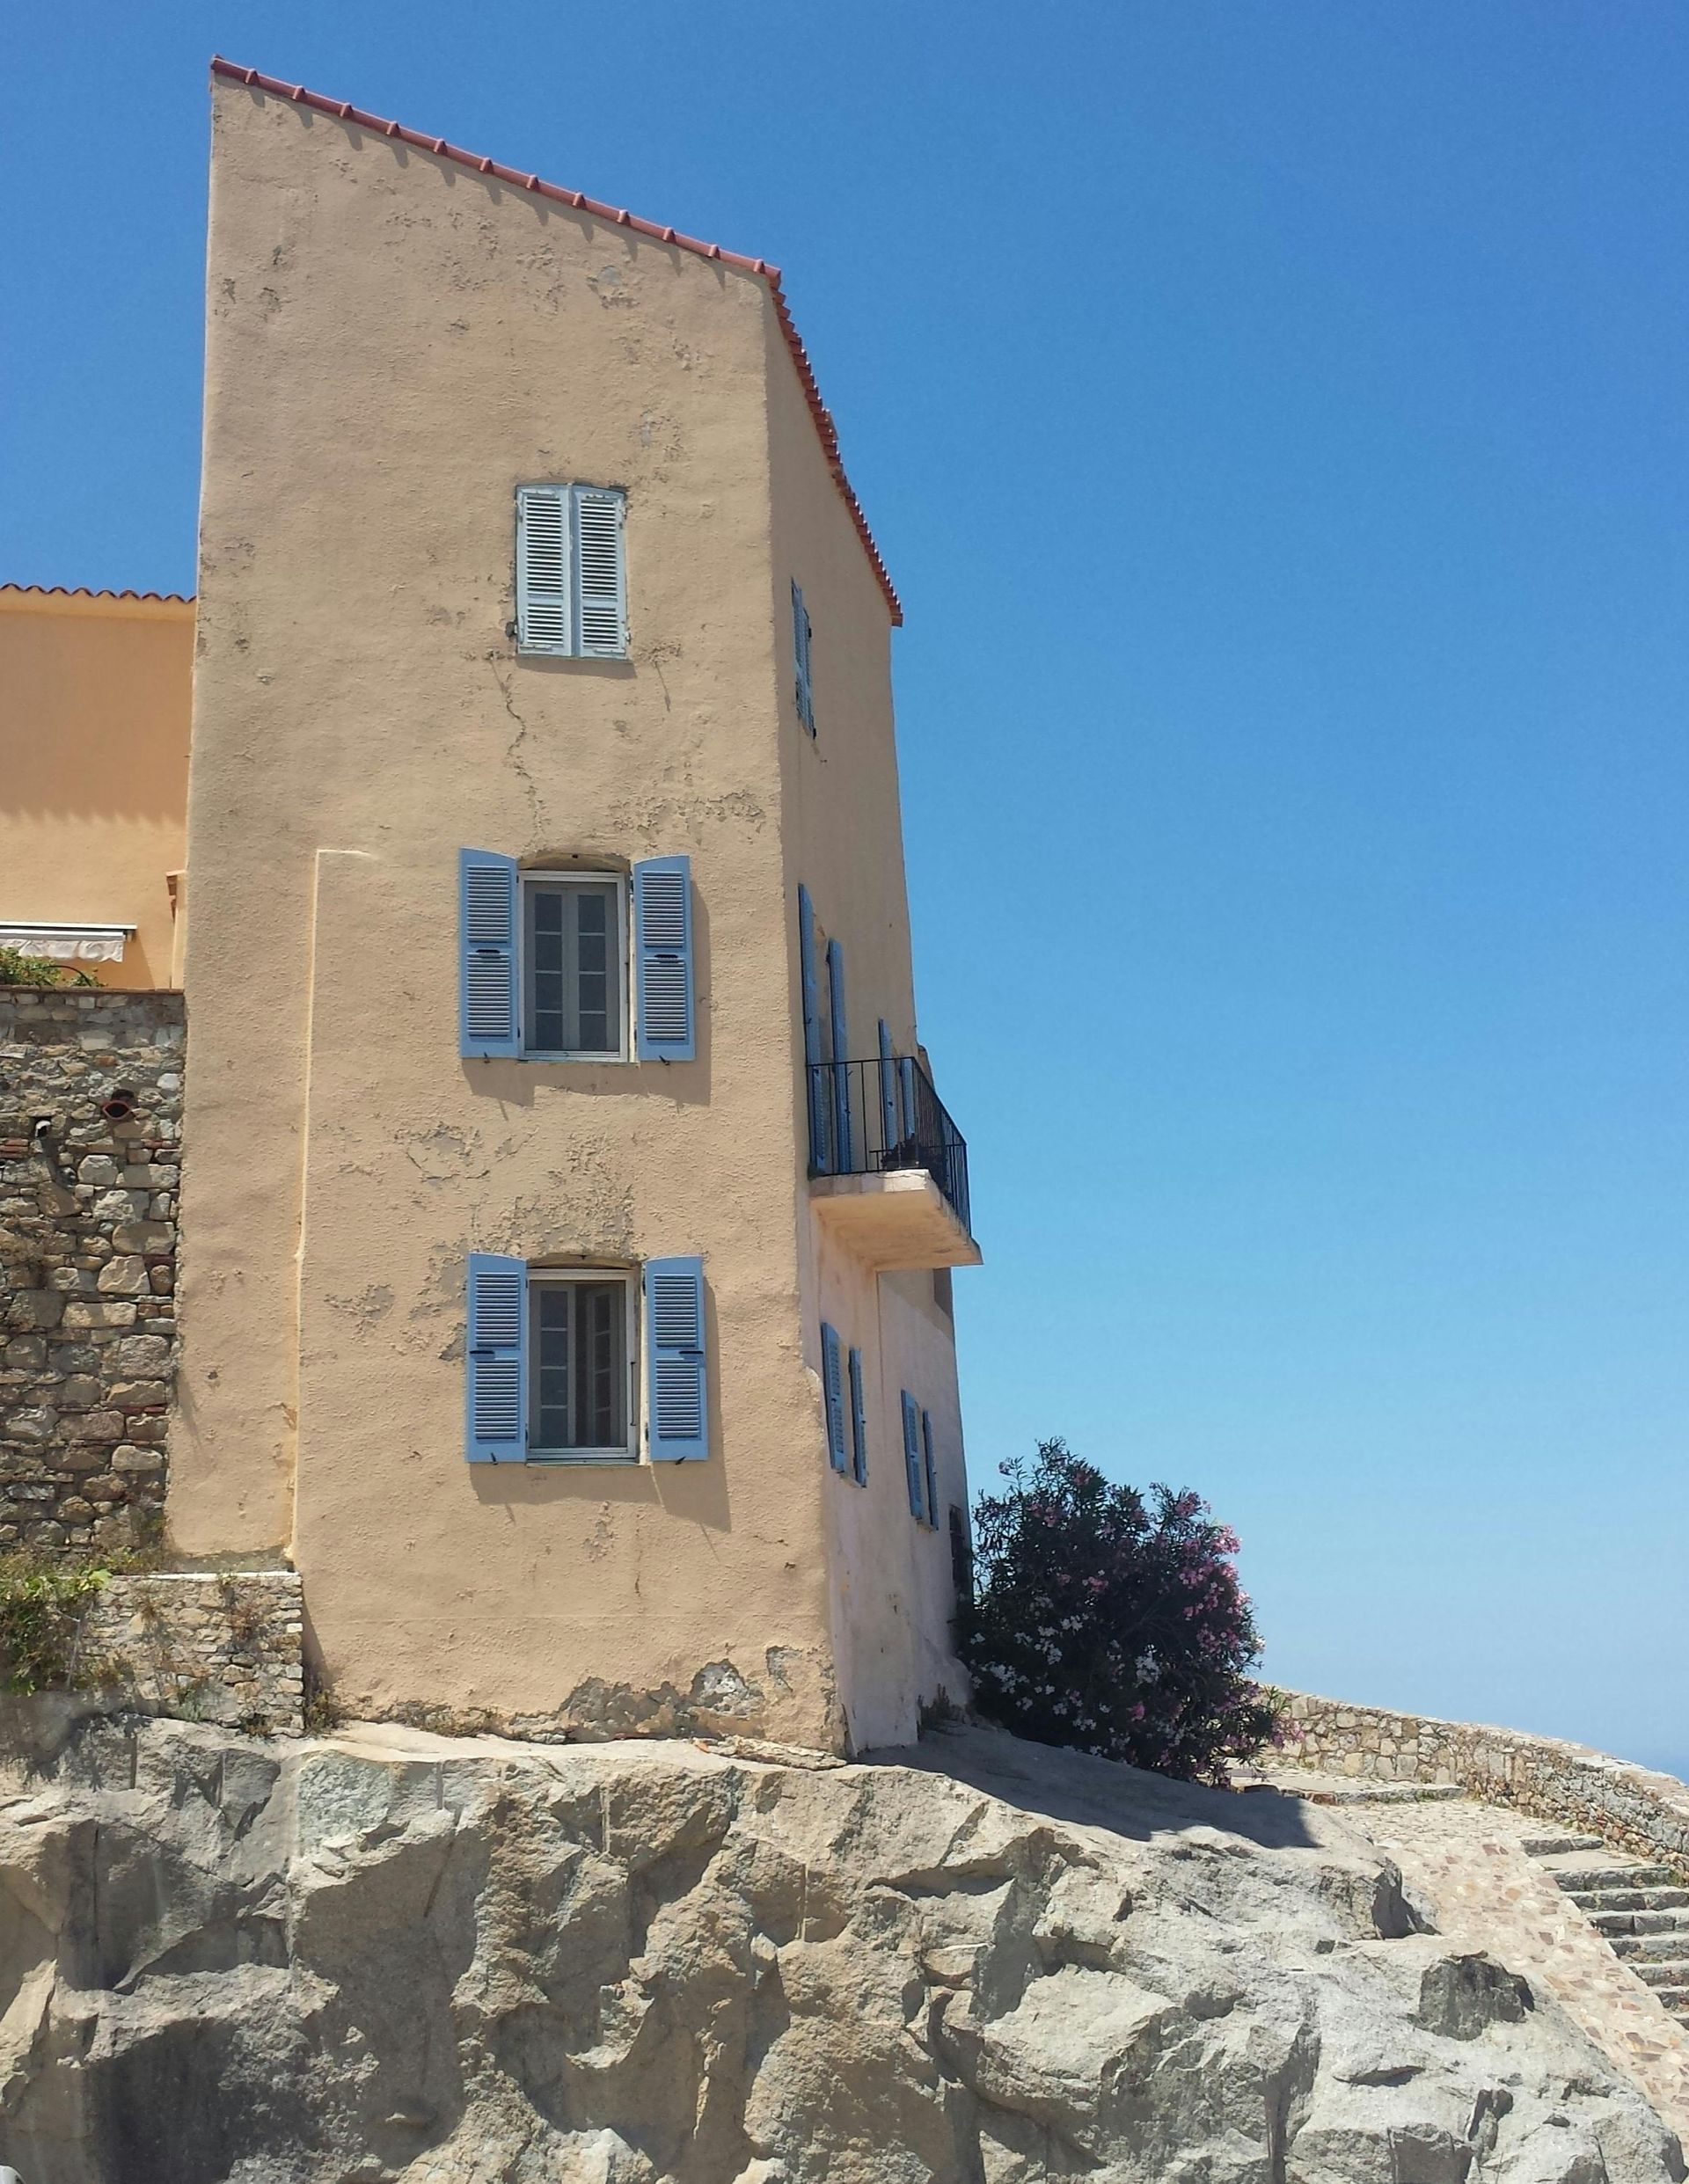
324, 1283, 395, 1323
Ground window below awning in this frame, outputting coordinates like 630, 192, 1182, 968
0, 923, 134, 964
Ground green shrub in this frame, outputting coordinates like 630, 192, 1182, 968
0, 1551, 114, 1693
0, 944, 96, 989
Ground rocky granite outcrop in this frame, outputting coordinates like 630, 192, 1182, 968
0, 1711, 1680, 2184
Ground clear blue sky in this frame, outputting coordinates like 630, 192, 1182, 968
5, 5, 1685, 1771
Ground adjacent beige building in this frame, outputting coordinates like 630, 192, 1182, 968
5, 62, 980, 1754
0, 585, 193, 988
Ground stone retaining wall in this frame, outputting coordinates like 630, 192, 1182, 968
76, 1570, 303, 1735
0, 987, 183, 1554
1280, 1690, 1689, 1877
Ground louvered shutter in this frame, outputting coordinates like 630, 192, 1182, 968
633, 856, 695, 1061
825, 938, 852, 1171
877, 1019, 900, 1161
921, 1409, 939, 1530
516, 486, 571, 654
645, 1256, 708, 1460
848, 1346, 868, 1486
466, 1253, 527, 1462
459, 850, 521, 1057
573, 486, 627, 657
901, 1391, 924, 1520
798, 885, 830, 1172
792, 580, 814, 732
821, 1323, 847, 1472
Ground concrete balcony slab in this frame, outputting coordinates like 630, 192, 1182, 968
809, 1168, 982, 1272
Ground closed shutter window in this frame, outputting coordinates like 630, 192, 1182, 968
516, 484, 626, 658
848, 1345, 868, 1486
826, 938, 852, 1171
645, 1256, 709, 1460
574, 488, 627, 657
877, 1019, 900, 1160
821, 1323, 847, 1472
633, 857, 696, 1062
798, 885, 830, 1172
792, 580, 815, 732
467, 1253, 528, 1462
901, 1391, 925, 1520
460, 851, 521, 1057
921, 1409, 940, 1530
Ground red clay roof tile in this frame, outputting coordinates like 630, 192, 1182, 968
210, 59, 903, 625
0, 584, 194, 606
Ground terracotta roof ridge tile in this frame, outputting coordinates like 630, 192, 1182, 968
209, 58, 902, 625
0, 583, 194, 606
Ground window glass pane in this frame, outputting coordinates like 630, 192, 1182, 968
533, 1283, 573, 1450
529, 887, 567, 1054
530, 1277, 628, 1452
575, 1281, 623, 1446
573, 886, 617, 1054
524, 880, 622, 1056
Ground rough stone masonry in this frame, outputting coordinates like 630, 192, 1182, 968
0, 987, 183, 1555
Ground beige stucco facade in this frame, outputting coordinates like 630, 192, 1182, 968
155, 74, 977, 1752
0, 587, 192, 989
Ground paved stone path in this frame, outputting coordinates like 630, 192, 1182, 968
1254, 1771, 1689, 2149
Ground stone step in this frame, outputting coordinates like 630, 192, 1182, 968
1522, 1833, 1606, 1857
1655, 1989, 1689, 2014
1609, 1932, 1689, 1961
1549, 1864, 1679, 1894
1294, 1782, 1466, 1807
1627, 1959, 1689, 1988
1589, 1908, 1689, 1938
1567, 1887, 1689, 1914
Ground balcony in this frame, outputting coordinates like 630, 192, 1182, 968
806, 1055, 980, 1272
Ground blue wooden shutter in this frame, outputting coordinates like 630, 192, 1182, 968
466, 1253, 527, 1462
848, 1345, 868, 1485
573, 486, 627, 657
633, 857, 695, 1061
821, 1322, 847, 1472
898, 1055, 918, 1145
876, 1019, 899, 1161
646, 1256, 708, 1460
921, 1409, 939, 1530
798, 885, 830, 1172
792, 581, 815, 731
516, 486, 571, 654
460, 851, 521, 1058
825, 938, 852, 1171
901, 1391, 924, 1519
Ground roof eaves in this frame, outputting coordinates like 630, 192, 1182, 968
209, 59, 903, 625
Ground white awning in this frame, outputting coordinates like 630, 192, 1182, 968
0, 923, 134, 964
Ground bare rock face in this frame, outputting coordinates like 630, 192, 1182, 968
0, 1710, 1680, 2184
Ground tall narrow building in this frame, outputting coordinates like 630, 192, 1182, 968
170, 63, 980, 1751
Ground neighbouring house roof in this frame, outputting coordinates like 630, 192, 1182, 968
0, 584, 194, 610
209, 59, 903, 627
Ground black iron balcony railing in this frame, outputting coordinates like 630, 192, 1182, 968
807, 1054, 972, 1239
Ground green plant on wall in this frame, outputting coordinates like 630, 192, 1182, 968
0, 1552, 115, 1694
0, 944, 96, 989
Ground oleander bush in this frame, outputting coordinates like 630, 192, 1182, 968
956, 1437, 1283, 1785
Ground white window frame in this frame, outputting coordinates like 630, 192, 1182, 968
527, 1266, 640, 1464
520, 870, 631, 1063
